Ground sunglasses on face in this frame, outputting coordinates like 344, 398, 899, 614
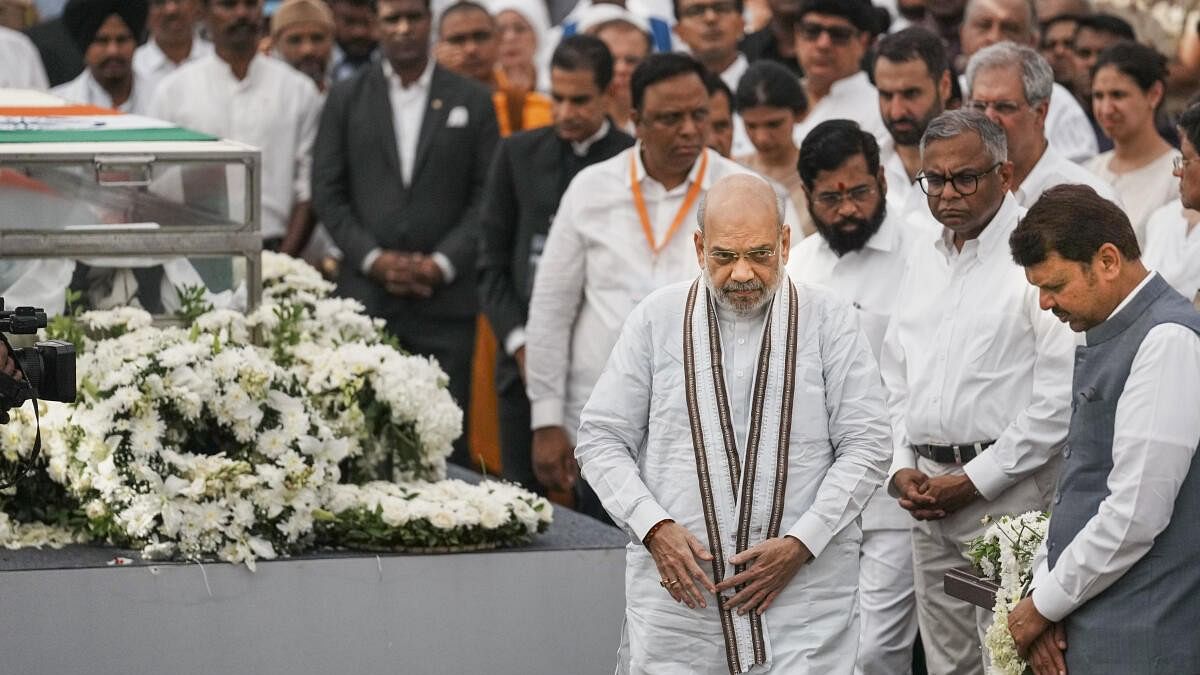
797, 22, 858, 45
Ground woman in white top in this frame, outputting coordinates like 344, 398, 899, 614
1085, 42, 1180, 244
1143, 103, 1200, 307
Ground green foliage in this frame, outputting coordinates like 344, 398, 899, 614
175, 285, 214, 327
44, 289, 85, 350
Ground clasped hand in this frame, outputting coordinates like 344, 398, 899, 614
1008, 596, 1067, 675
647, 524, 809, 615
369, 251, 444, 298
892, 469, 978, 520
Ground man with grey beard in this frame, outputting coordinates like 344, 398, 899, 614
576, 173, 891, 673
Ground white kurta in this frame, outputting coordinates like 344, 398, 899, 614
0, 25, 48, 90
525, 144, 800, 438
880, 143, 944, 241
51, 68, 154, 115
576, 279, 892, 674
1083, 149, 1180, 245
1143, 202, 1200, 304
132, 36, 213, 103
148, 54, 321, 240
793, 72, 889, 149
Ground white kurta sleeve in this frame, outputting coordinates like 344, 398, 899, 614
292, 81, 321, 203
1032, 324, 1200, 621
575, 301, 670, 541
784, 300, 892, 557
962, 286, 1074, 499
525, 183, 588, 430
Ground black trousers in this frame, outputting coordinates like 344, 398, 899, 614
386, 315, 476, 467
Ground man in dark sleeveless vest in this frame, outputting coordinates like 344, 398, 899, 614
1005, 183, 1200, 674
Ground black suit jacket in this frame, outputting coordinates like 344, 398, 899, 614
312, 62, 499, 323
477, 123, 634, 348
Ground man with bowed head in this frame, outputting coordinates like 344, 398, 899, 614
1006, 184, 1200, 675
576, 173, 891, 673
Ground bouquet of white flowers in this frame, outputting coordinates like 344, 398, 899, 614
0, 253, 550, 568
966, 510, 1049, 675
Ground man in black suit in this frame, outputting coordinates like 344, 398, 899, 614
477, 35, 634, 493
313, 0, 499, 466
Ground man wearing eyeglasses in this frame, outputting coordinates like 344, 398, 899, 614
576, 173, 891, 673
786, 119, 922, 675
672, 0, 746, 92
880, 109, 1074, 675
790, 0, 889, 149
965, 41, 1116, 209
957, 0, 1098, 163
526, 53, 797, 520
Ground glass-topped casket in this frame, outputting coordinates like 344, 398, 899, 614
0, 89, 262, 317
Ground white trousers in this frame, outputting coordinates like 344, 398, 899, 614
854, 527, 918, 675
910, 455, 1057, 675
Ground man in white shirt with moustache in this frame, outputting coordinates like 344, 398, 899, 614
151, 0, 322, 256
133, 0, 212, 98
0, 24, 49, 89
526, 53, 796, 518
873, 26, 953, 238
786, 119, 920, 675
881, 109, 1074, 675
671, 0, 745, 92
791, 0, 888, 148
965, 42, 1117, 209
958, 0, 1097, 163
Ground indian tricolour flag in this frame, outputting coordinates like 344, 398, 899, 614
0, 89, 215, 143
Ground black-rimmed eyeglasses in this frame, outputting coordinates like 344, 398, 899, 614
916, 163, 1002, 197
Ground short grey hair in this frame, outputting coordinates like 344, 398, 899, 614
965, 41, 1054, 107
920, 109, 1009, 163
964, 0, 1037, 40
695, 180, 786, 232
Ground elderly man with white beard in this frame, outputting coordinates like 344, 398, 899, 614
575, 173, 892, 674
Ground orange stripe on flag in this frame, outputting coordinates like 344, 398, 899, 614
0, 105, 122, 116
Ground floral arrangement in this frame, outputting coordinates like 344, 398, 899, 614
0, 253, 551, 568
966, 511, 1050, 675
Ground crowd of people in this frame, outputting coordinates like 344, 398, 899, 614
3, 0, 1200, 673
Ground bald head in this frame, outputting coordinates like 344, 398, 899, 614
694, 174, 791, 317
697, 174, 784, 233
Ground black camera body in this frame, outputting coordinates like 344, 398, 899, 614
0, 300, 76, 408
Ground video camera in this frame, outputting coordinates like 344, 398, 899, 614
0, 300, 75, 415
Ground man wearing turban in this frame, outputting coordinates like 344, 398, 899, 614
53, 0, 152, 113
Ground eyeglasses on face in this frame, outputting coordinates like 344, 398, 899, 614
707, 247, 778, 266
812, 184, 877, 211
916, 162, 1002, 197
678, 1, 739, 19
1173, 156, 1197, 172
797, 22, 858, 45
966, 99, 1026, 116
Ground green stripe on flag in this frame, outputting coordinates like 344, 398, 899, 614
0, 127, 218, 143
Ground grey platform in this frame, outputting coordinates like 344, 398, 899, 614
0, 469, 628, 675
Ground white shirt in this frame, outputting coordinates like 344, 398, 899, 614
793, 71, 889, 149
1030, 272, 1200, 622
787, 210, 917, 531
1014, 144, 1119, 210
881, 194, 1075, 499
149, 54, 321, 240
1084, 149, 1181, 245
382, 58, 434, 188
719, 52, 748, 93
526, 144, 785, 437
51, 69, 153, 114
1143, 202, 1200, 303
133, 36, 213, 102
0, 25, 48, 90
1045, 82, 1098, 164
961, 76, 1098, 164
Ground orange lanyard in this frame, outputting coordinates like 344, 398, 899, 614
630, 149, 708, 255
